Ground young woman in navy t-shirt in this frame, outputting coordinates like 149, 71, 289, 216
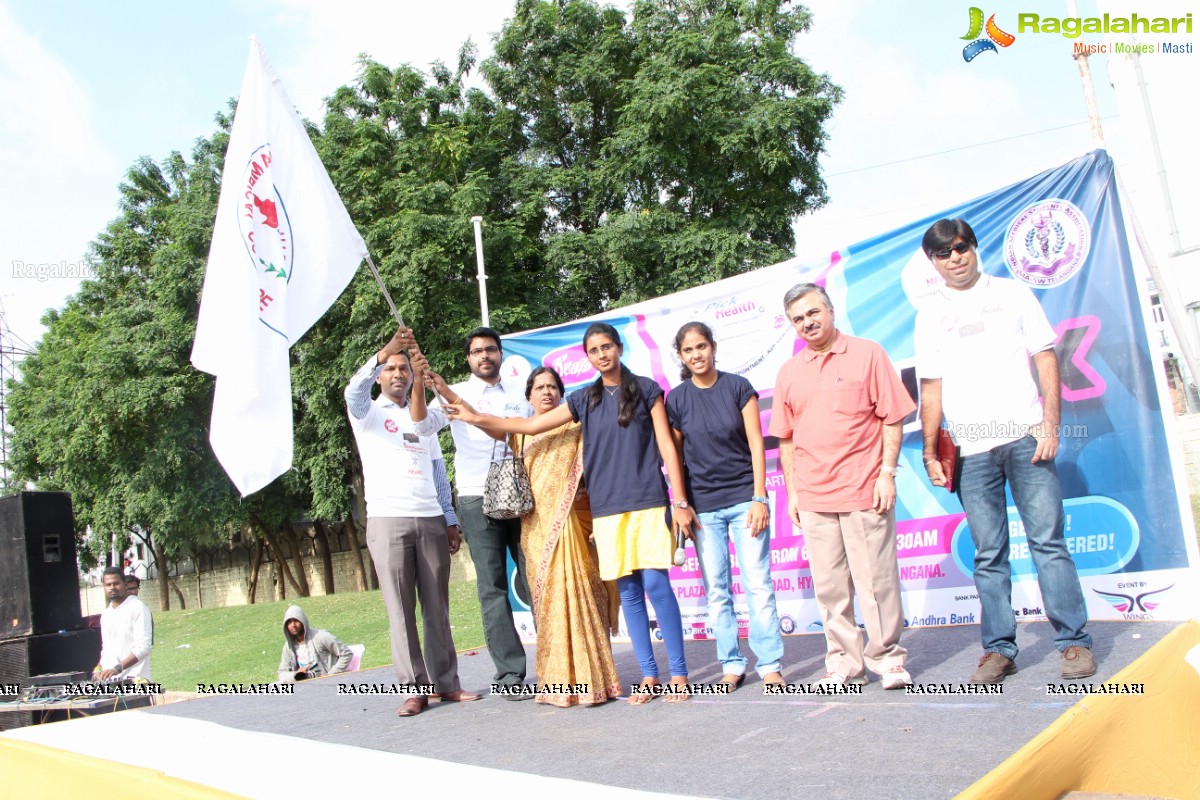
666, 322, 785, 692
445, 322, 697, 703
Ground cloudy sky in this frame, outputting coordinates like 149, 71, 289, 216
0, 0, 1195, 351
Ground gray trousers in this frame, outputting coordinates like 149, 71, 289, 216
366, 516, 460, 693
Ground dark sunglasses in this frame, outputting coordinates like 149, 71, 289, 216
931, 242, 971, 260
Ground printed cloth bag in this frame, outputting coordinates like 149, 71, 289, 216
482, 435, 532, 519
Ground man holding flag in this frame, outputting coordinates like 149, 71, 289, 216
345, 326, 481, 716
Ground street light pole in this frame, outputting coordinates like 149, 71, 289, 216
470, 215, 490, 328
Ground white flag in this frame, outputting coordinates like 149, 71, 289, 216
191, 36, 367, 496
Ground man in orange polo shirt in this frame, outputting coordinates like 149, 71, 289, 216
770, 283, 915, 689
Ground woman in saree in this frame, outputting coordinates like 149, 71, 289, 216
516, 367, 623, 706
445, 323, 698, 704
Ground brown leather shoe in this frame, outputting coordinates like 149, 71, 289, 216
397, 696, 428, 717
970, 652, 1017, 684
1061, 646, 1096, 680
432, 689, 482, 702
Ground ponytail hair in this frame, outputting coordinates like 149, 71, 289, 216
583, 322, 642, 427
672, 321, 715, 380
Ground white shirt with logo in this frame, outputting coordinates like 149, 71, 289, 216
440, 375, 532, 496
914, 274, 1057, 457
347, 357, 447, 518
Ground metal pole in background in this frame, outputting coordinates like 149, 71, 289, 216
471, 215, 490, 327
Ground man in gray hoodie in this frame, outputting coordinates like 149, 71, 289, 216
278, 605, 353, 683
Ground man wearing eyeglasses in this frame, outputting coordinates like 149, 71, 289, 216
915, 218, 1094, 685
429, 326, 534, 698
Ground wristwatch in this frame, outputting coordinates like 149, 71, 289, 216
751, 496, 769, 505
673, 500, 689, 510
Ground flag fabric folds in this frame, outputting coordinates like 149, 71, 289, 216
191, 36, 367, 496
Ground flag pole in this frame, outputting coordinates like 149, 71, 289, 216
363, 253, 405, 328
471, 215, 490, 327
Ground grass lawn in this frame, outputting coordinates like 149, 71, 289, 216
150, 581, 484, 692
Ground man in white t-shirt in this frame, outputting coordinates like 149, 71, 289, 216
95, 567, 153, 681
346, 326, 481, 716
427, 327, 533, 697
915, 218, 1094, 685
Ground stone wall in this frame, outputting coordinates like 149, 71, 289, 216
1174, 412, 1200, 493
80, 546, 478, 614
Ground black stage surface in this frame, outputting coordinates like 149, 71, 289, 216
149, 621, 1174, 800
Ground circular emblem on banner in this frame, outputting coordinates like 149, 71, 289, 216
238, 143, 293, 336
778, 615, 796, 635
1004, 199, 1089, 287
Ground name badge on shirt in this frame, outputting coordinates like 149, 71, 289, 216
403, 433, 419, 443
957, 321, 985, 338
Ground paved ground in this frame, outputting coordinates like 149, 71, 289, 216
151, 621, 1176, 800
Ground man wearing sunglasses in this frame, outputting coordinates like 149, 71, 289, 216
915, 218, 1094, 684
427, 326, 534, 698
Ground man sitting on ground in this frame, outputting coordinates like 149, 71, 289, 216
278, 605, 353, 683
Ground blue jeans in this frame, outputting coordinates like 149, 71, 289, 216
617, 569, 688, 678
694, 501, 783, 677
957, 436, 1092, 659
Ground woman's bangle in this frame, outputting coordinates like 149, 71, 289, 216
751, 496, 769, 505
924, 457, 938, 466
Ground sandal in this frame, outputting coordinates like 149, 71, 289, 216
718, 673, 745, 693
663, 675, 691, 703
762, 671, 786, 695
628, 677, 661, 705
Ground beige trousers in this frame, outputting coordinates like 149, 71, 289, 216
799, 508, 907, 677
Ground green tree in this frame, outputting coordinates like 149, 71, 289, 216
6, 142, 243, 609
484, 0, 842, 310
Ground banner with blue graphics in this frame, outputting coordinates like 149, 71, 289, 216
500, 150, 1199, 642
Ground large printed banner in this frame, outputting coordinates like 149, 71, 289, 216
501, 150, 1200, 642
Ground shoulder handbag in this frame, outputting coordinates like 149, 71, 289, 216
482, 434, 533, 519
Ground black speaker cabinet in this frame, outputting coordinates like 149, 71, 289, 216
0, 492, 83, 639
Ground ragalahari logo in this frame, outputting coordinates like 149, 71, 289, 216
961, 8, 1016, 62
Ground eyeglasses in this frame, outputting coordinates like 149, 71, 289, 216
468, 345, 500, 357
931, 242, 972, 260
586, 343, 618, 356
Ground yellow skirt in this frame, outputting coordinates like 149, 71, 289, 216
591, 506, 673, 581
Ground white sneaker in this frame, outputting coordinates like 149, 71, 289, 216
816, 671, 868, 688
881, 666, 912, 690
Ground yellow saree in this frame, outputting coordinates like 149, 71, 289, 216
517, 423, 622, 706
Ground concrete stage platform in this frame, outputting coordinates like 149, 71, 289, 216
5, 620, 1181, 800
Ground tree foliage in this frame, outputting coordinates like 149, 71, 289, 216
5, 0, 840, 589
6, 137, 242, 591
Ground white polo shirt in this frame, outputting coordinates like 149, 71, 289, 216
914, 274, 1057, 456
441, 375, 532, 496
346, 357, 449, 518
99, 595, 153, 680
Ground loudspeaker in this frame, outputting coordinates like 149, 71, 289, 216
0, 492, 83, 640
0, 628, 100, 730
